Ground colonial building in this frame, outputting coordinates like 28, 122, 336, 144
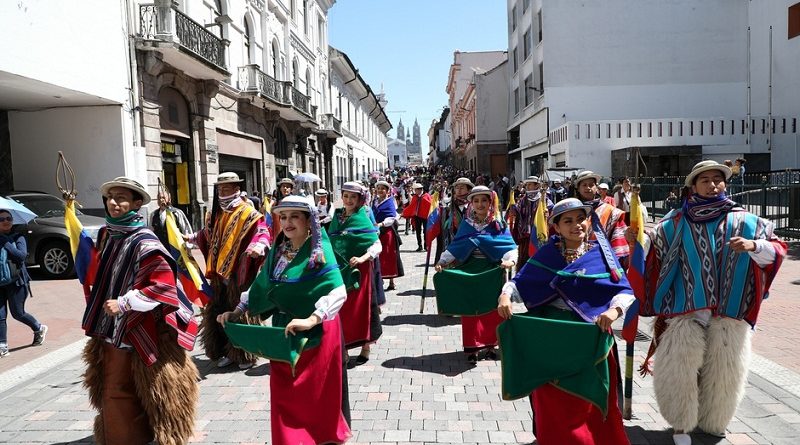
427, 107, 451, 168
507, 0, 800, 179
328, 47, 391, 196
388, 137, 408, 170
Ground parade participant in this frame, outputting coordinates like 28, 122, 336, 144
149, 189, 191, 248
315, 188, 332, 231
507, 176, 554, 270
497, 198, 633, 445
401, 183, 432, 251
329, 181, 382, 366
435, 186, 517, 364
187, 172, 269, 369
639, 161, 785, 445
436, 177, 474, 262
218, 195, 351, 445
0, 209, 47, 358
614, 177, 633, 223
549, 180, 567, 203
372, 180, 404, 291
272, 178, 295, 234
82, 177, 198, 445
597, 183, 615, 205
573, 171, 629, 260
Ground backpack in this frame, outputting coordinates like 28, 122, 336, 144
0, 245, 21, 286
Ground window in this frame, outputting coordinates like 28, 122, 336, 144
303, 0, 309, 35
512, 47, 518, 72
305, 69, 312, 96
317, 16, 325, 48
790, 2, 800, 39
524, 75, 533, 106
523, 27, 531, 58
243, 17, 252, 64
538, 63, 544, 93
523, 0, 530, 13
290, 0, 296, 20
537, 11, 543, 43
271, 40, 280, 79
513, 88, 519, 114
275, 128, 288, 159
511, 6, 517, 31
292, 58, 299, 87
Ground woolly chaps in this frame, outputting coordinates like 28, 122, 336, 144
653, 314, 750, 435
83, 323, 199, 445
200, 279, 260, 364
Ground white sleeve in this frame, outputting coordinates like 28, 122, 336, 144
381, 216, 396, 227
502, 247, 519, 264
236, 291, 250, 312
747, 239, 776, 268
118, 289, 160, 313
501, 281, 522, 303
313, 284, 347, 321
607, 292, 636, 320
438, 250, 456, 266
366, 239, 382, 259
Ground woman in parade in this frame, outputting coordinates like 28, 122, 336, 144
497, 198, 633, 445
218, 195, 351, 445
372, 180, 404, 291
434, 186, 517, 364
329, 181, 382, 367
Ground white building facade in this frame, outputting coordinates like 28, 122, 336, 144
388, 138, 408, 170
507, 0, 800, 179
329, 47, 391, 196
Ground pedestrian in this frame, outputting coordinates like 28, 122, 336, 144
249, 190, 262, 211
572, 171, 629, 261
186, 172, 270, 369
435, 186, 517, 363
639, 160, 785, 445
507, 176, 554, 271
0, 209, 47, 358
372, 181, 404, 291
315, 188, 332, 231
81, 177, 198, 444
218, 195, 352, 445
497, 198, 633, 445
149, 189, 192, 248
401, 183, 432, 252
597, 183, 615, 205
272, 178, 295, 234
614, 176, 633, 223
328, 182, 382, 367
549, 180, 567, 203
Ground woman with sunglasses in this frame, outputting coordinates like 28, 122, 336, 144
0, 209, 47, 357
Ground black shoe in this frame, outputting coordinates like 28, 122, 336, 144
348, 354, 369, 369
415, 246, 423, 252
467, 353, 478, 364
484, 348, 500, 361
385, 284, 396, 291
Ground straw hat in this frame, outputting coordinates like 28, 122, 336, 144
277, 177, 295, 187
214, 172, 245, 185
522, 176, 540, 184
574, 171, 602, 187
684, 160, 732, 187
100, 177, 151, 205
314, 188, 329, 196
452, 177, 475, 188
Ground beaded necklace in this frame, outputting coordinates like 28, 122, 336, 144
561, 240, 591, 264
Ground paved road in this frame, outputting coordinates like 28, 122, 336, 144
1, 228, 799, 444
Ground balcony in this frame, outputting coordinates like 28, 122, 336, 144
237, 65, 317, 126
319, 113, 343, 138
238, 65, 284, 104
137, 3, 229, 80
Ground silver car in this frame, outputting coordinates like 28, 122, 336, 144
2, 191, 105, 279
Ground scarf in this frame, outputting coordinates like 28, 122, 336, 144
218, 192, 242, 210
682, 193, 739, 223
105, 211, 145, 238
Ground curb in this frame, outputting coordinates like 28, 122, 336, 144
0, 337, 88, 395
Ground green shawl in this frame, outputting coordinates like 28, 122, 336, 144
328, 207, 379, 290
434, 257, 506, 316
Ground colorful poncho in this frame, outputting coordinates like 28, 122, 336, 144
372, 196, 398, 222
641, 208, 786, 325
205, 202, 263, 280
225, 231, 343, 372
328, 207, 379, 289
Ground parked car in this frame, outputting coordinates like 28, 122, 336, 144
0, 191, 105, 279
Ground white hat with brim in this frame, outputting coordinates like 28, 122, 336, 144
274, 195, 314, 213
412, 183, 423, 189
453, 177, 475, 188
342, 181, 366, 195
548, 198, 593, 224
523, 176, 541, 184
214, 172, 245, 185
100, 177, 151, 206
598, 183, 609, 190
314, 188, 329, 196
375, 181, 391, 189
574, 171, 602, 187
684, 160, 732, 187
467, 185, 492, 201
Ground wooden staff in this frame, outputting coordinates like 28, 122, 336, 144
419, 245, 433, 314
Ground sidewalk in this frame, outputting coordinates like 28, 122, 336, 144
1, 229, 799, 444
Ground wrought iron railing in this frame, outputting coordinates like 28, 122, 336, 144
290, 87, 312, 117
139, 4, 226, 71
321, 113, 342, 133
238, 65, 283, 103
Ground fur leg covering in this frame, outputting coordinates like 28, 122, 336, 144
83, 338, 105, 444
131, 323, 200, 445
697, 317, 751, 435
200, 281, 259, 364
653, 314, 707, 432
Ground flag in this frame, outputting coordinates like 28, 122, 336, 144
64, 199, 98, 296
424, 191, 441, 249
527, 195, 548, 256
622, 191, 646, 343
506, 186, 516, 211
262, 197, 273, 228
166, 209, 213, 307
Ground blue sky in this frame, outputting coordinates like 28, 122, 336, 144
328, 0, 507, 148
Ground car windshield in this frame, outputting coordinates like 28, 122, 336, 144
11, 194, 81, 218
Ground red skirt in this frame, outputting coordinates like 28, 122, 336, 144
339, 261, 373, 348
379, 227, 404, 278
270, 319, 351, 445
461, 311, 504, 351
532, 347, 630, 445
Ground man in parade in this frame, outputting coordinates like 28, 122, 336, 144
435, 176, 474, 262
401, 183, 432, 252
507, 176, 554, 270
572, 170, 630, 260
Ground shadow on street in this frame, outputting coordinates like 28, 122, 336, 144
382, 313, 460, 328
381, 351, 475, 377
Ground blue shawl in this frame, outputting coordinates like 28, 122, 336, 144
371, 197, 397, 223
513, 236, 633, 323
446, 219, 517, 264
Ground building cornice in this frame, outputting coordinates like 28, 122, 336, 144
290, 32, 316, 63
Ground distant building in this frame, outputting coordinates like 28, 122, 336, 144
388, 137, 408, 169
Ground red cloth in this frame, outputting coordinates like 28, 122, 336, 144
532, 347, 630, 445
270, 318, 351, 445
378, 229, 401, 278
461, 311, 504, 350
339, 261, 373, 348
401, 193, 432, 219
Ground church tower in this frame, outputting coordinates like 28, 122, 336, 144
397, 118, 405, 141
412, 118, 421, 149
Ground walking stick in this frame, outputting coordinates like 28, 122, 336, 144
623, 341, 634, 420
419, 233, 433, 314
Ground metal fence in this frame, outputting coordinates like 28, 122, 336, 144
637, 169, 800, 240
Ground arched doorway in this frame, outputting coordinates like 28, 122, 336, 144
158, 87, 195, 227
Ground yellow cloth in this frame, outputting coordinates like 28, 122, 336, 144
207, 203, 262, 279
